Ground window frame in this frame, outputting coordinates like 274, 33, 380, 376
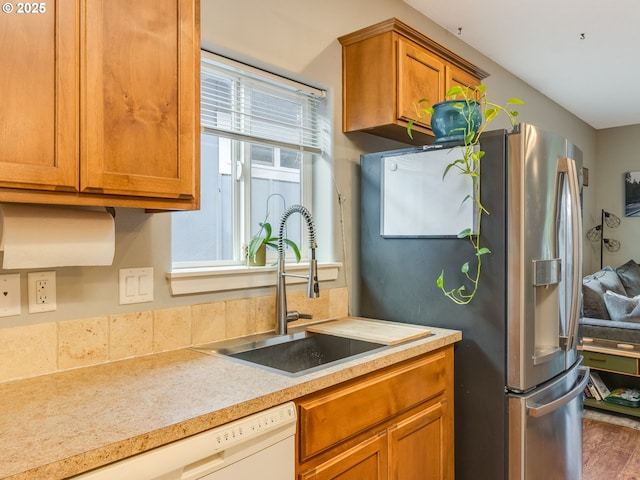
168, 51, 337, 294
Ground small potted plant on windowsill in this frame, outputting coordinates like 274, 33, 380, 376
247, 220, 301, 267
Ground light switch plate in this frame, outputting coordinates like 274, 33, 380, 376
119, 267, 154, 304
0, 273, 21, 317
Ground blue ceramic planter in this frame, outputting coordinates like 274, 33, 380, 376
430, 100, 482, 144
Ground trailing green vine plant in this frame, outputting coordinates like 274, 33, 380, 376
407, 84, 524, 304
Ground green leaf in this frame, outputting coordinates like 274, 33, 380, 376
263, 239, 277, 250
457, 228, 472, 238
477, 247, 491, 256
471, 150, 485, 161
464, 131, 475, 144
283, 238, 301, 262
436, 271, 445, 289
247, 236, 264, 257
484, 107, 499, 122
446, 85, 464, 98
407, 120, 415, 139
461, 262, 470, 274
261, 222, 272, 239
442, 160, 464, 179
507, 98, 525, 105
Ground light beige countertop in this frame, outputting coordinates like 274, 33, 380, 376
0, 324, 461, 479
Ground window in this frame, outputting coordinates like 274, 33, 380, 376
171, 52, 327, 272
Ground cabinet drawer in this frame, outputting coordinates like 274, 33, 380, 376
298, 350, 448, 460
583, 351, 639, 375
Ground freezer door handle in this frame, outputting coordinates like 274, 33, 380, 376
527, 366, 589, 417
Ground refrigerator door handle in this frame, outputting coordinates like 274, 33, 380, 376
527, 366, 589, 418
556, 157, 583, 352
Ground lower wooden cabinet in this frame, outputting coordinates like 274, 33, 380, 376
296, 346, 454, 480
299, 433, 387, 480
389, 400, 450, 480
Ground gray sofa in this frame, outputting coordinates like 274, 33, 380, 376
580, 259, 640, 344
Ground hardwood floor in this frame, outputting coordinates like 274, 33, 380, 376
584, 415, 640, 479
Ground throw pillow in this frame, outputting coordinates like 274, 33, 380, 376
582, 266, 627, 319
603, 290, 640, 323
616, 259, 640, 297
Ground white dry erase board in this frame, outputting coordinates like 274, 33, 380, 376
381, 146, 477, 237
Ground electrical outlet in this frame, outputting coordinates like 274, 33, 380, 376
36, 280, 48, 304
0, 273, 21, 317
28, 271, 56, 313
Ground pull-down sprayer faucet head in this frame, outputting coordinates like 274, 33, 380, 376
307, 249, 319, 299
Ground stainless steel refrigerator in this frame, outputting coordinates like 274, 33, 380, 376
359, 123, 590, 480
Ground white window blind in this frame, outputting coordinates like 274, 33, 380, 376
201, 53, 325, 154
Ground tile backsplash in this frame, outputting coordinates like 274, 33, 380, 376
0, 287, 349, 383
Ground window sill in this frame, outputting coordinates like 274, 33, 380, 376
166, 262, 341, 295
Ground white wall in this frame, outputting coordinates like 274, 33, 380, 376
587, 125, 640, 273
0, 0, 598, 327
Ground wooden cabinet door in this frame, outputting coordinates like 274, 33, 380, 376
81, 0, 199, 200
388, 400, 453, 480
300, 433, 387, 480
445, 64, 481, 95
0, 0, 78, 190
397, 37, 444, 129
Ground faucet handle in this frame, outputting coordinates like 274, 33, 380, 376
285, 311, 313, 322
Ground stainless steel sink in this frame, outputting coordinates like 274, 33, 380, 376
194, 330, 387, 376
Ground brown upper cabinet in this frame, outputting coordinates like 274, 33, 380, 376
339, 18, 489, 145
0, 0, 200, 210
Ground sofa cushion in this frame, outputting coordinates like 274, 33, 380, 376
582, 266, 627, 319
604, 290, 640, 323
616, 260, 640, 297
580, 317, 640, 344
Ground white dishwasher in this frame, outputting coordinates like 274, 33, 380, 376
72, 402, 296, 480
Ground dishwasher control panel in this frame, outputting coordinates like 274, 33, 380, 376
212, 402, 296, 451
